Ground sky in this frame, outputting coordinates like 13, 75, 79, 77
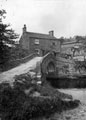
1, 0, 86, 38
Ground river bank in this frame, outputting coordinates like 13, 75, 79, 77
57, 89, 86, 120
57, 103, 86, 120
59, 89, 86, 104
39, 103, 86, 120
38, 88, 86, 120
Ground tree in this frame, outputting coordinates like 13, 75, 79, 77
0, 9, 18, 65
75, 35, 86, 40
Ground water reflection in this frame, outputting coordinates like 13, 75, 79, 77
59, 89, 86, 104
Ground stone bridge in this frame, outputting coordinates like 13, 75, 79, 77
28, 52, 57, 80
0, 52, 57, 83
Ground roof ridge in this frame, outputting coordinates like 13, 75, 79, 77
27, 31, 51, 36
26, 31, 57, 39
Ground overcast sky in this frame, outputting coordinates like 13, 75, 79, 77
1, 0, 86, 38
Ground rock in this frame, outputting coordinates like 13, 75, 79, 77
24, 87, 33, 95
32, 91, 41, 97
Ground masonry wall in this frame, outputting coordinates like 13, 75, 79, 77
19, 33, 61, 56
19, 34, 30, 50
28, 38, 51, 55
24, 37, 61, 55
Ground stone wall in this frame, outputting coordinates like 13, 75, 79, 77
56, 55, 75, 77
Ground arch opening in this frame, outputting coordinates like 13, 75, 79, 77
47, 62, 55, 74
46, 61, 57, 87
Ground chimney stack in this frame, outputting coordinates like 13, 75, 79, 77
49, 30, 54, 36
23, 24, 27, 33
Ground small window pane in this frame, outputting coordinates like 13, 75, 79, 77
35, 39, 39, 44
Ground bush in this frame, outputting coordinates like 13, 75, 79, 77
0, 81, 80, 120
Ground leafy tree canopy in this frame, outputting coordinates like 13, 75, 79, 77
0, 9, 18, 65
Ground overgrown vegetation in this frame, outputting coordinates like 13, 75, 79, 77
9, 46, 30, 61
74, 61, 86, 73
0, 73, 80, 120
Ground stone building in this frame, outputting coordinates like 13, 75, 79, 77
19, 25, 61, 56
61, 37, 86, 61
59, 36, 86, 76
61, 38, 81, 55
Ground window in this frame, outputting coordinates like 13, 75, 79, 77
35, 39, 39, 44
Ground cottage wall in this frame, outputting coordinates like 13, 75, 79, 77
28, 38, 60, 55
20, 36, 60, 55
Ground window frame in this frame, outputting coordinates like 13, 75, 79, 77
34, 39, 39, 45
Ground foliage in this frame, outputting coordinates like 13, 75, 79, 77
0, 81, 80, 120
0, 9, 18, 65
59, 37, 64, 43
75, 35, 86, 41
9, 45, 30, 61
74, 61, 86, 72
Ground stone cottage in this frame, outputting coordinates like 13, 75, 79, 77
19, 25, 61, 56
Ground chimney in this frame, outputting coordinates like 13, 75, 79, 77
49, 30, 54, 36
23, 24, 27, 33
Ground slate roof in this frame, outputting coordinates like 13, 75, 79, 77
26, 32, 57, 40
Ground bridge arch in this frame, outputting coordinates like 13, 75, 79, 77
47, 61, 55, 74
41, 52, 57, 80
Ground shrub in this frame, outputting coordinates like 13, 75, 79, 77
0, 81, 80, 120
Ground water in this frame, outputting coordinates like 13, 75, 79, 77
59, 89, 86, 104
